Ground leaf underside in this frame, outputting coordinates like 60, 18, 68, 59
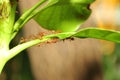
34, 0, 94, 32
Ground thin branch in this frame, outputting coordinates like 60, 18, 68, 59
11, 0, 48, 40
8, 38, 49, 60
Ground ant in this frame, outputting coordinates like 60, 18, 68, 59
19, 31, 61, 44
20, 37, 27, 43
46, 38, 59, 44
62, 37, 75, 42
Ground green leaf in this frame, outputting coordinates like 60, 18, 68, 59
34, 0, 94, 32
74, 28, 120, 43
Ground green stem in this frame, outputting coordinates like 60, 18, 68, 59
8, 31, 75, 61
8, 38, 49, 61
0, 48, 9, 74
0, 60, 6, 74
0, 37, 49, 74
11, 0, 48, 40
0, 37, 50, 74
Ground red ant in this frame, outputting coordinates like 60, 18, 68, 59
19, 31, 61, 44
46, 38, 59, 44
20, 37, 27, 43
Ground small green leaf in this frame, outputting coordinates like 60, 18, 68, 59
74, 28, 120, 43
34, 0, 94, 32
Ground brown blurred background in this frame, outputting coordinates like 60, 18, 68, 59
0, 0, 120, 80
